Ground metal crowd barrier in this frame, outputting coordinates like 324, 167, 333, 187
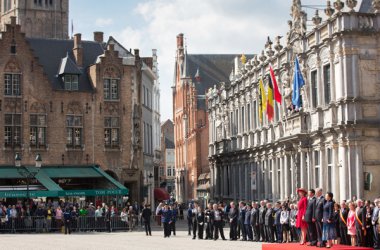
0, 216, 130, 233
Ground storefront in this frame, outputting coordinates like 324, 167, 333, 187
0, 165, 129, 200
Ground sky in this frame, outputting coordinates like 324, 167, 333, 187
70, 0, 361, 121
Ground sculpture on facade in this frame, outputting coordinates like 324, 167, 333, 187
283, 75, 293, 112
215, 114, 223, 141
223, 113, 230, 138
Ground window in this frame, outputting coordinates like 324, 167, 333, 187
10, 41, 16, 54
241, 106, 245, 132
253, 101, 257, 129
159, 166, 164, 177
4, 0, 11, 11
30, 114, 47, 147
66, 115, 83, 147
311, 70, 318, 108
4, 114, 21, 147
327, 148, 333, 191
314, 150, 320, 187
64, 75, 79, 91
235, 109, 239, 135
323, 64, 331, 104
167, 166, 172, 177
104, 117, 119, 147
247, 103, 251, 131
143, 86, 146, 105
4, 74, 21, 96
104, 79, 119, 100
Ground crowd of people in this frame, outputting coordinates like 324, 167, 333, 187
1, 191, 380, 249
0, 199, 150, 234
160, 188, 379, 249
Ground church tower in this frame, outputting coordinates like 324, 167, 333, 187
0, 0, 69, 39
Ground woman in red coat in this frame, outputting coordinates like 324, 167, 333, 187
296, 187, 308, 245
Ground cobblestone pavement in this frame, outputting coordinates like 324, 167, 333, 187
2, 223, 263, 250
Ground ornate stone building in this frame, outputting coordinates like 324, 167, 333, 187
0, 0, 69, 39
208, 0, 380, 202
173, 33, 238, 202
0, 18, 145, 202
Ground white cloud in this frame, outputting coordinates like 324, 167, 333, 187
95, 18, 114, 28
115, 0, 324, 120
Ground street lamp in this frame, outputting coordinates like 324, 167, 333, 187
14, 153, 43, 201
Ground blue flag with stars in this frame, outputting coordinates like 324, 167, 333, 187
292, 57, 305, 110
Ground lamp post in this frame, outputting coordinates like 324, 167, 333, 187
15, 153, 43, 201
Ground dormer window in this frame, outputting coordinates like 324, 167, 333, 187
63, 74, 79, 91
58, 53, 82, 91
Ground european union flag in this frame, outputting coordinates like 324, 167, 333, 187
292, 57, 305, 110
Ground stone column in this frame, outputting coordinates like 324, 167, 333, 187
214, 164, 220, 198
263, 159, 269, 198
300, 149, 307, 189
320, 144, 326, 190
239, 163, 243, 200
284, 154, 290, 199
290, 153, 295, 198
210, 162, 215, 199
279, 154, 285, 200
271, 157, 277, 201
332, 143, 340, 202
355, 142, 364, 199
338, 139, 348, 200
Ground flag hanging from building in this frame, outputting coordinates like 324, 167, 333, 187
266, 76, 274, 121
291, 57, 305, 110
269, 65, 282, 104
259, 78, 266, 122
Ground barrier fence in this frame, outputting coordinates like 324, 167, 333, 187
0, 216, 138, 233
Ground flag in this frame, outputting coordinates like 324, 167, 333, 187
269, 65, 282, 104
292, 57, 305, 110
266, 76, 274, 121
259, 78, 266, 122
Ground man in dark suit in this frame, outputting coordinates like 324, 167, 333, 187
238, 201, 247, 241
264, 203, 275, 243
314, 188, 325, 247
305, 189, 317, 246
356, 199, 366, 246
259, 200, 267, 242
251, 202, 260, 242
339, 201, 349, 245
228, 202, 238, 240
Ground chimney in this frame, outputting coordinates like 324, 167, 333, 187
176, 33, 184, 48
134, 49, 140, 59
93, 31, 104, 43
73, 33, 83, 67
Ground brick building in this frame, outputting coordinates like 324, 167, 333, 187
172, 33, 239, 202
0, 17, 144, 202
0, 0, 69, 39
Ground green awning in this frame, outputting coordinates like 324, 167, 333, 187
0, 167, 24, 179
0, 165, 128, 198
41, 166, 103, 178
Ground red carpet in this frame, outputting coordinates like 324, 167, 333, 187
262, 243, 373, 250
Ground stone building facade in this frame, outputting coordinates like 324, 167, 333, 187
0, 0, 69, 39
160, 119, 175, 194
208, 0, 380, 202
0, 18, 144, 202
173, 33, 238, 202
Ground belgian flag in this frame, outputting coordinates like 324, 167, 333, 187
266, 76, 274, 121
259, 78, 266, 123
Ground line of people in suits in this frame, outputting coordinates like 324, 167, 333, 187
185, 191, 379, 249
296, 187, 380, 249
